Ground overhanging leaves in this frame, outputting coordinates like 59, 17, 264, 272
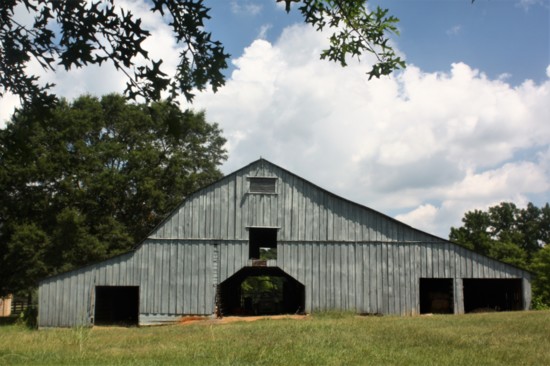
1, 0, 406, 109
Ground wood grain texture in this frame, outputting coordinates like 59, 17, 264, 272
38, 159, 532, 327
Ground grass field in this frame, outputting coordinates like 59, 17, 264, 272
1, 310, 549, 365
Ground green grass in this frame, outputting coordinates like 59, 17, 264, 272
1, 311, 549, 365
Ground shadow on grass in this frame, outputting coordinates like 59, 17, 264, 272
0, 316, 18, 326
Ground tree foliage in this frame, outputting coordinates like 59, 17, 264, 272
1, 0, 404, 107
450, 202, 550, 306
0, 94, 227, 296
288, 0, 403, 78
531, 245, 550, 307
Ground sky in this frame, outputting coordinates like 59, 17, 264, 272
1, 0, 549, 238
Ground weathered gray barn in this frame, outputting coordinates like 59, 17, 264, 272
38, 159, 531, 327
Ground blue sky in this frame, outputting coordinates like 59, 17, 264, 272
1, 0, 549, 238
381, 0, 548, 85
204, 0, 549, 85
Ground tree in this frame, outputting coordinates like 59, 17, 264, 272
2, 223, 49, 297
531, 245, 550, 306
451, 202, 547, 261
0, 0, 404, 107
0, 94, 227, 296
449, 209, 493, 255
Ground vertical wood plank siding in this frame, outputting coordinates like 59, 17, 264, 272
39, 240, 219, 327
149, 162, 441, 243
277, 241, 527, 315
38, 160, 531, 327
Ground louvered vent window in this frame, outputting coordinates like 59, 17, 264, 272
249, 177, 277, 194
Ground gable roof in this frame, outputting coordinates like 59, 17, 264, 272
147, 157, 445, 243
40, 158, 532, 284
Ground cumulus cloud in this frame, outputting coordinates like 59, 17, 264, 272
193, 24, 550, 237
0, 92, 19, 126
446, 25, 461, 36
257, 24, 273, 39
395, 204, 440, 234
231, 1, 262, 16
1, 13, 548, 239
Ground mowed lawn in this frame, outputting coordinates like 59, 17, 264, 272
0, 311, 549, 366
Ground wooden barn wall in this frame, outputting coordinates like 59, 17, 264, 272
216, 241, 249, 283
38, 239, 530, 327
277, 241, 529, 315
38, 160, 532, 327
151, 162, 441, 244
38, 240, 222, 327
39, 251, 134, 328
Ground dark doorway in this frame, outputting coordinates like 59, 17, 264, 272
463, 279, 523, 313
249, 227, 278, 260
419, 278, 454, 314
218, 267, 304, 316
94, 286, 139, 326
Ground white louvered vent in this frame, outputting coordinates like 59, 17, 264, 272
248, 177, 277, 194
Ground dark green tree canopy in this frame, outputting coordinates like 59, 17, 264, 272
531, 245, 550, 306
450, 202, 549, 263
0, 0, 404, 107
0, 94, 227, 296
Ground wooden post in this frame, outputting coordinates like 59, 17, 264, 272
454, 278, 464, 314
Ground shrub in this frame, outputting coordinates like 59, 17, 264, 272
19, 306, 38, 329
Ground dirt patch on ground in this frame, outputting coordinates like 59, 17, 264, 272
178, 314, 308, 326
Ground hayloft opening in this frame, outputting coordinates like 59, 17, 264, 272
249, 227, 278, 261
419, 278, 454, 314
94, 286, 139, 326
463, 279, 523, 313
217, 267, 304, 316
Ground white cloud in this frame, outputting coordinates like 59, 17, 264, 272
446, 25, 461, 36
193, 24, 550, 238
1, 13, 549, 240
395, 204, 439, 234
257, 24, 272, 39
393, 160, 549, 237
0, 92, 19, 126
231, 1, 262, 16
445, 162, 548, 201
517, 0, 547, 11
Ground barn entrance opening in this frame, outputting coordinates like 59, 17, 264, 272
94, 286, 139, 326
463, 279, 523, 313
419, 278, 454, 314
218, 267, 304, 316
248, 227, 278, 262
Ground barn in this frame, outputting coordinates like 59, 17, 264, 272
38, 158, 531, 327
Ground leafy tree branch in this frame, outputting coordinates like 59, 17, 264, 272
1, 0, 405, 108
